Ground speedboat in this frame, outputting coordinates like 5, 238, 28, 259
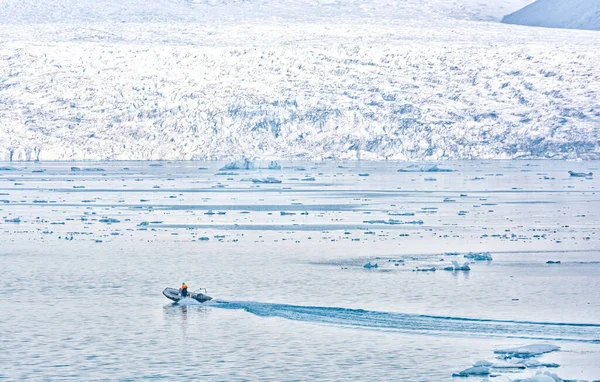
163, 287, 213, 303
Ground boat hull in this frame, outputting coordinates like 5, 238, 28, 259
163, 287, 212, 303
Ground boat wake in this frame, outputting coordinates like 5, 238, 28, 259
210, 301, 600, 343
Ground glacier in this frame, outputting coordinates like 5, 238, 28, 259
0, 0, 599, 161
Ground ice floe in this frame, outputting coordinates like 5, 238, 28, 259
494, 344, 560, 359
568, 171, 593, 178
464, 252, 493, 261
452, 365, 490, 377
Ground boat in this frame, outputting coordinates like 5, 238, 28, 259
162, 287, 213, 303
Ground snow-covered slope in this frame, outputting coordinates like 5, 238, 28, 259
503, 0, 600, 31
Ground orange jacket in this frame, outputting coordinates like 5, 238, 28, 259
181, 284, 187, 290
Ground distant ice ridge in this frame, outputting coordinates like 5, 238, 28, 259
503, 0, 600, 31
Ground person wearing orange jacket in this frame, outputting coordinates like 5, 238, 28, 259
180, 282, 188, 297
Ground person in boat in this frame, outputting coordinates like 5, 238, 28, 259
180, 282, 188, 297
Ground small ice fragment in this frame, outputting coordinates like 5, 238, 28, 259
99, 218, 120, 223
252, 177, 282, 184
464, 252, 492, 261
568, 171, 592, 178
448, 260, 470, 271
414, 267, 436, 272
451, 365, 490, 377
546, 260, 561, 264
363, 262, 378, 269
267, 161, 281, 170
220, 159, 255, 171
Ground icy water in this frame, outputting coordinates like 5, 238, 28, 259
0, 161, 599, 381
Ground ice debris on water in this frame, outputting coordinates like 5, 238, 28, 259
5, 217, 21, 223
267, 161, 281, 170
513, 371, 564, 382
220, 158, 255, 171
363, 262, 378, 269
451, 365, 490, 377
516, 359, 559, 368
414, 267, 436, 272
398, 165, 453, 173
444, 260, 470, 271
494, 344, 560, 359
99, 218, 120, 223
546, 260, 561, 264
464, 252, 492, 261
252, 177, 282, 184
568, 171, 592, 178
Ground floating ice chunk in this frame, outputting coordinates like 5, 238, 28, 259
451, 365, 490, 377
464, 252, 492, 261
512, 371, 563, 382
448, 260, 470, 271
358, 173, 369, 177
363, 262, 378, 269
517, 359, 560, 368
301, 177, 316, 181
99, 218, 120, 223
252, 177, 282, 184
494, 344, 559, 359
568, 171, 592, 178
414, 267, 436, 272
220, 159, 255, 171
546, 261, 561, 264
267, 161, 281, 170
473, 360, 493, 367
398, 165, 453, 173
4, 217, 21, 223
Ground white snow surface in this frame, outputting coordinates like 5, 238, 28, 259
503, 0, 600, 31
0, 0, 535, 23
1, 0, 599, 161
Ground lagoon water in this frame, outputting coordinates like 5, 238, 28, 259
1, 161, 599, 381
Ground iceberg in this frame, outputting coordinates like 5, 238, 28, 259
363, 262, 378, 269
